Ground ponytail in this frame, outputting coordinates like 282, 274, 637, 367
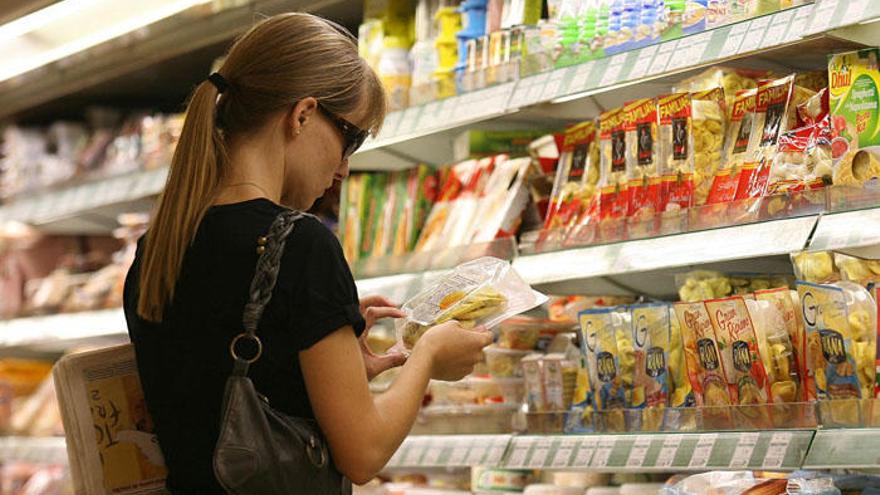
137, 79, 227, 321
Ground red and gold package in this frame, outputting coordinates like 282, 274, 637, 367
658, 93, 694, 213
708, 88, 758, 204
705, 297, 771, 405
673, 302, 731, 407
624, 98, 661, 221
543, 121, 599, 232
735, 76, 796, 201
598, 108, 629, 235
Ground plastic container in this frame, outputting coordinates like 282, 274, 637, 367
484, 345, 531, 377
548, 472, 610, 488
377, 37, 412, 112
430, 380, 479, 406
412, 404, 518, 434
619, 483, 665, 495
586, 488, 620, 495
472, 467, 532, 492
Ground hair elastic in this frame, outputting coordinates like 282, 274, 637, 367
207, 72, 229, 93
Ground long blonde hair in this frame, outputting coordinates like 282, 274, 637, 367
138, 13, 386, 322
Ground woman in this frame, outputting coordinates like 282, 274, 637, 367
123, 13, 492, 494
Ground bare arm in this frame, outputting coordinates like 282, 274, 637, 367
300, 322, 490, 484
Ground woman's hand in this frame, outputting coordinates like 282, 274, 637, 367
359, 295, 407, 381
413, 321, 494, 381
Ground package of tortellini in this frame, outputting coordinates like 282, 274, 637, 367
598, 108, 630, 235
796, 281, 877, 402
624, 98, 661, 221
676, 270, 734, 302
705, 297, 772, 406
565, 354, 596, 433
668, 305, 696, 408
673, 302, 732, 407
791, 251, 841, 285
396, 257, 547, 349
658, 93, 695, 213
581, 308, 628, 412
766, 123, 832, 196
692, 88, 727, 207
708, 88, 759, 205
755, 288, 808, 401
543, 120, 600, 233
746, 298, 802, 406
833, 252, 880, 288
673, 66, 770, 107
630, 304, 672, 430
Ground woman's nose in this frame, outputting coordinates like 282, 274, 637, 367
336, 160, 350, 180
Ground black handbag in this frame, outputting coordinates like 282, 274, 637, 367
213, 210, 351, 495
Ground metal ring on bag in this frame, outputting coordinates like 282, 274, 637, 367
229, 333, 263, 363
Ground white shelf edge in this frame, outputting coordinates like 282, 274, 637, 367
0, 308, 127, 348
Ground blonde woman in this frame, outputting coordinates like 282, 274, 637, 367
123, 14, 492, 494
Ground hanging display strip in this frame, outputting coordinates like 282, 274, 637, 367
0, 167, 167, 226
805, 0, 878, 36
385, 435, 513, 468
803, 428, 880, 469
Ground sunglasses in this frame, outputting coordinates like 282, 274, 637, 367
316, 103, 370, 160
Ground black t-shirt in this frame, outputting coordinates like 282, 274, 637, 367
123, 198, 365, 494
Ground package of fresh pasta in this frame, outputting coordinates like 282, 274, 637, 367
624, 98, 661, 222
543, 120, 600, 234
597, 108, 629, 238
396, 257, 547, 349
658, 93, 695, 214
631, 303, 672, 431
746, 298, 801, 404
796, 281, 877, 403
833, 252, 880, 288
692, 88, 727, 206
581, 308, 628, 414
705, 297, 772, 407
668, 305, 696, 408
673, 302, 732, 408
792, 251, 841, 285
754, 288, 807, 402
707, 88, 758, 205
565, 354, 596, 433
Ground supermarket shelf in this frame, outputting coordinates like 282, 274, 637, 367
810, 207, 880, 258
0, 168, 166, 234
513, 215, 818, 297
803, 428, 880, 469
0, 309, 127, 351
385, 430, 814, 472
0, 436, 68, 465
351, 0, 880, 170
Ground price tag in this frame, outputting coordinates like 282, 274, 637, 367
567, 61, 596, 93
529, 448, 551, 468
730, 444, 755, 469
599, 436, 616, 449
403, 446, 423, 466
629, 45, 659, 80
809, 0, 839, 33
542, 69, 568, 101
770, 432, 793, 445
574, 438, 597, 466
763, 444, 788, 468
739, 16, 771, 54
655, 446, 677, 468
649, 42, 676, 74
552, 448, 574, 468
507, 447, 530, 468
600, 54, 627, 86
719, 22, 748, 58
591, 446, 612, 468
466, 446, 488, 465
626, 436, 652, 468
844, 0, 870, 24
422, 447, 441, 466
785, 7, 813, 42
487, 445, 508, 465
689, 434, 717, 468
666, 39, 690, 71
448, 446, 470, 466
739, 432, 760, 445
762, 10, 794, 47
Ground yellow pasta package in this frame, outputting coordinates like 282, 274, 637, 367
631, 304, 672, 431
668, 305, 696, 408
747, 298, 801, 404
707, 88, 758, 205
673, 302, 731, 407
705, 297, 771, 405
624, 98, 661, 222
658, 93, 695, 214
692, 88, 727, 206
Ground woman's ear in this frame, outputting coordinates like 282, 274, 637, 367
289, 97, 319, 138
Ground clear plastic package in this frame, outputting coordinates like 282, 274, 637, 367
833, 252, 880, 287
676, 270, 733, 302
624, 98, 661, 222
692, 88, 728, 206
658, 93, 695, 213
673, 301, 732, 407
746, 298, 800, 404
792, 251, 840, 285
396, 257, 547, 349
484, 345, 530, 377
708, 88, 758, 205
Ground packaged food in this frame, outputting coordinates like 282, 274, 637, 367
834, 252, 880, 287
668, 305, 696, 408
415, 160, 477, 252
544, 353, 579, 411
766, 124, 829, 195
624, 98, 661, 221
598, 108, 630, 232
673, 302, 731, 407
658, 93, 695, 213
339, 173, 366, 262
875, 285, 880, 399
708, 88, 758, 204
705, 297, 771, 405
692, 88, 728, 206
359, 173, 389, 258
676, 270, 733, 302
396, 257, 547, 349
397, 165, 437, 254
674, 67, 769, 107
747, 298, 800, 403
735, 75, 802, 201
792, 251, 840, 285
470, 157, 532, 244
442, 156, 501, 248
371, 170, 407, 258
543, 121, 600, 233
566, 355, 596, 434
796, 281, 877, 401
828, 49, 880, 175
682, 0, 709, 35
755, 288, 806, 401
579, 308, 626, 411
631, 303, 670, 430
796, 70, 829, 94
498, 317, 574, 350
522, 354, 546, 412
484, 345, 530, 377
